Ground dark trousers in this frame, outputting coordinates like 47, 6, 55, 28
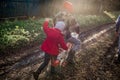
66, 50, 75, 63
36, 53, 57, 75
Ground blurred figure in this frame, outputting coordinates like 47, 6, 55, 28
53, 0, 81, 65
115, 15, 120, 63
33, 18, 68, 80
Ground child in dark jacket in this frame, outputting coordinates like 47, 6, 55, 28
65, 17, 81, 64
33, 19, 68, 80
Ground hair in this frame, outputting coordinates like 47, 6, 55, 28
55, 21, 66, 31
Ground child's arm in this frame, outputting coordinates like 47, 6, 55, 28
59, 36, 68, 50
43, 20, 49, 33
43, 18, 52, 34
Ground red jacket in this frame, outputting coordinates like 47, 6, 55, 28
41, 21, 68, 56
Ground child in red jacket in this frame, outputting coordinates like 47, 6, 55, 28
33, 19, 68, 80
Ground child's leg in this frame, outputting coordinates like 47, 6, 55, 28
66, 42, 75, 64
66, 49, 75, 64
33, 53, 50, 80
51, 56, 57, 74
66, 39, 80, 64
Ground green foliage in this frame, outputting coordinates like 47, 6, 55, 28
110, 11, 120, 19
0, 11, 119, 53
0, 18, 44, 53
76, 14, 113, 30
82, 15, 110, 26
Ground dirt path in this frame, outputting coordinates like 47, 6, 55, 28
62, 25, 120, 80
0, 23, 117, 80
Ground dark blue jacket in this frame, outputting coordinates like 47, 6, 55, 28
116, 15, 120, 32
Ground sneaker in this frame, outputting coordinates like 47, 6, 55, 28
33, 72, 38, 80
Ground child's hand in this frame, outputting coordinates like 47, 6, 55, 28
59, 48, 64, 53
67, 42, 73, 49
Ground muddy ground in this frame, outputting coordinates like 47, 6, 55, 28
1, 24, 120, 80
61, 28, 120, 80
39, 25, 120, 80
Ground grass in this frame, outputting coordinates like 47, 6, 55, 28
0, 18, 45, 53
0, 11, 120, 54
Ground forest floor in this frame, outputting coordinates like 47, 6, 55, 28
1, 23, 120, 80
